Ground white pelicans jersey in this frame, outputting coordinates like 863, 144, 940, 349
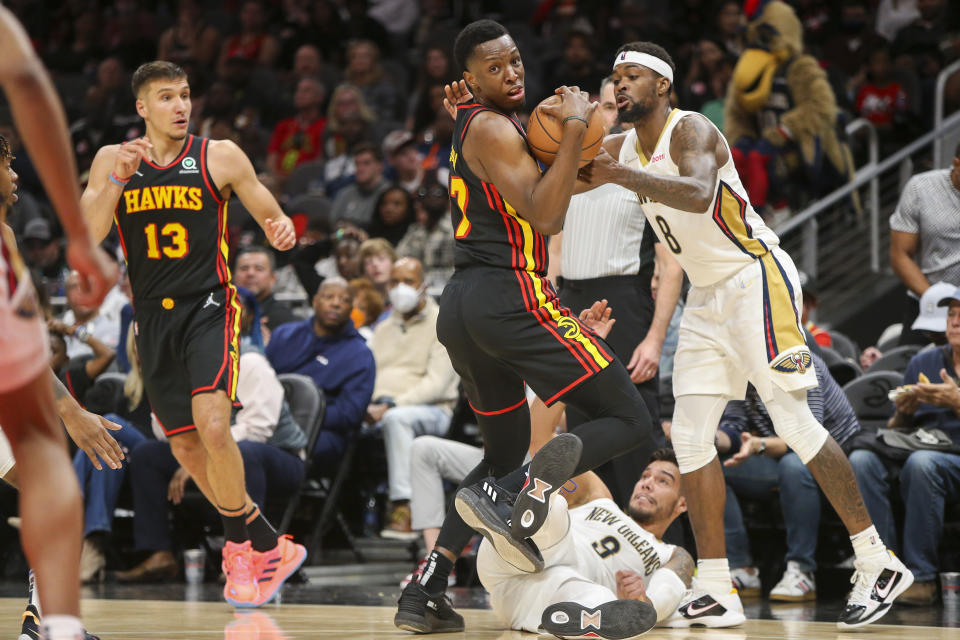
622, 109, 780, 288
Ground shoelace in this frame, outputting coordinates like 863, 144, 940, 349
226, 545, 257, 585
847, 559, 880, 606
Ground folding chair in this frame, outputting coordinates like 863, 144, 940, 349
842, 371, 902, 432
275, 374, 363, 563
829, 330, 860, 361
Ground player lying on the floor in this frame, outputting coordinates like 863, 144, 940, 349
472, 442, 695, 639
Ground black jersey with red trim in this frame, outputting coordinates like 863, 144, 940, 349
449, 103, 548, 277
114, 135, 229, 300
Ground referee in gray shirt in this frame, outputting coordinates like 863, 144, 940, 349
889, 142, 960, 345
547, 77, 684, 507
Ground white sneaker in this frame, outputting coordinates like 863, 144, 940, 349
661, 584, 746, 628
837, 550, 914, 630
730, 567, 761, 598
770, 561, 816, 602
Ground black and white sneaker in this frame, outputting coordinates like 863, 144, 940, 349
455, 478, 544, 573
394, 581, 464, 633
661, 588, 746, 628
541, 599, 658, 640
837, 550, 913, 630
511, 433, 582, 540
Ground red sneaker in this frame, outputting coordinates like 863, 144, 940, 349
251, 535, 307, 606
223, 541, 260, 608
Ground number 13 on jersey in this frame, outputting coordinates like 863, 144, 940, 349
450, 177, 471, 239
144, 222, 189, 259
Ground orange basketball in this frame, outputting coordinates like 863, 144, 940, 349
526, 95, 605, 167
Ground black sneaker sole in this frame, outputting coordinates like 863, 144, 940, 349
394, 611, 464, 634
511, 433, 582, 539
455, 487, 544, 573
542, 599, 658, 639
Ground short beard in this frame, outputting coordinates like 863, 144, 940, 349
618, 100, 651, 123
626, 503, 655, 525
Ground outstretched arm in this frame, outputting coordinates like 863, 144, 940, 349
586, 114, 720, 213
51, 372, 124, 471
0, 7, 116, 306
208, 139, 296, 251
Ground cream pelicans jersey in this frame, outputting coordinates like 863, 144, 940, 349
567, 498, 675, 590
623, 109, 780, 287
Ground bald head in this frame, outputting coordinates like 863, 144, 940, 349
391, 257, 424, 289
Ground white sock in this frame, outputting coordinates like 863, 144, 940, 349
850, 525, 889, 563
696, 558, 732, 596
40, 614, 83, 640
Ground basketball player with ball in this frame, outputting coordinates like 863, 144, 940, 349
394, 19, 659, 637
567, 42, 911, 631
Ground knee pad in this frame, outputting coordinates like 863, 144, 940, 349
670, 395, 727, 474
766, 388, 828, 464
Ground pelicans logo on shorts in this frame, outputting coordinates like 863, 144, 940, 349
771, 349, 812, 374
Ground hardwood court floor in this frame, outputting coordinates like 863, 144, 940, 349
1, 596, 958, 640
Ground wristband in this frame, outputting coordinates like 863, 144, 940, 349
74, 326, 90, 343
757, 438, 767, 456
109, 172, 130, 186
562, 115, 588, 127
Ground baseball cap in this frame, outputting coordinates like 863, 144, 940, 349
23, 217, 52, 242
912, 281, 956, 332
382, 130, 415, 157
936, 284, 960, 308
797, 270, 818, 299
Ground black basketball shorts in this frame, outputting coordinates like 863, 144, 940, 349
134, 285, 242, 436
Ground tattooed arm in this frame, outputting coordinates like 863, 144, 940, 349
583, 114, 719, 212
662, 546, 695, 587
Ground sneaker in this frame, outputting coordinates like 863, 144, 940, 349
381, 503, 420, 541
541, 599, 657, 639
394, 581, 465, 633
661, 587, 746, 628
250, 535, 308, 606
455, 477, 544, 573
18, 604, 40, 640
898, 580, 938, 606
511, 433, 582, 540
730, 567, 761, 598
222, 541, 260, 608
79, 537, 106, 584
400, 557, 456, 590
769, 561, 816, 602
837, 550, 914, 629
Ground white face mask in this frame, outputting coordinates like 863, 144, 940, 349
389, 282, 423, 314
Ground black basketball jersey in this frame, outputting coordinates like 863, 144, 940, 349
114, 135, 229, 300
449, 103, 548, 277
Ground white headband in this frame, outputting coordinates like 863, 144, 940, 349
612, 51, 674, 84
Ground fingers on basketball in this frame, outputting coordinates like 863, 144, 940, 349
526, 95, 604, 168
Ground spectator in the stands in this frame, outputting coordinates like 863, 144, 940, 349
682, 38, 730, 112
156, 0, 221, 68
331, 142, 389, 229
383, 130, 425, 195
217, 0, 279, 74
341, 0, 392, 58
545, 28, 606, 104
397, 179, 455, 296
118, 291, 307, 582
855, 46, 913, 152
716, 0, 744, 56
349, 277, 385, 341
267, 278, 375, 466
368, 185, 415, 248
234, 246, 298, 333
368, 258, 459, 539
21, 217, 69, 299
358, 237, 397, 308
889, 142, 960, 345
43, 7, 103, 75
822, 0, 886, 80
892, 0, 948, 91
323, 85, 378, 195
798, 271, 832, 349
405, 45, 454, 131
344, 39, 402, 125
48, 322, 115, 405
267, 76, 327, 180
60, 268, 128, 359
716, 352, 861, 602
849, 286, 960, 605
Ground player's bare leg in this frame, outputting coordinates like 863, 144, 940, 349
0, 372, 82, 622
805, 436, 872, 533
191, 391, 249, 513
168, 431, 225, 506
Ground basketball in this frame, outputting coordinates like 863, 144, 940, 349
526, 95, 605, 167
